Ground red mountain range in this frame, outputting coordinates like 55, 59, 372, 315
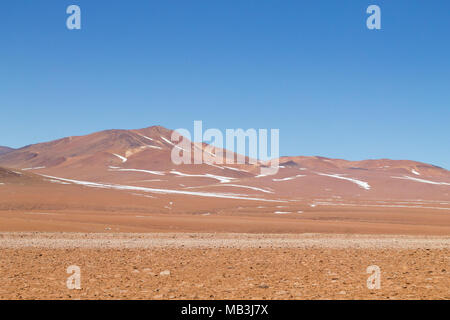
0, 125, 449, 234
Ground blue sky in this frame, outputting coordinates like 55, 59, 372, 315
1, 1, 449, 168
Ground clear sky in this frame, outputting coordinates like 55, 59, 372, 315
1, 1, 449, 168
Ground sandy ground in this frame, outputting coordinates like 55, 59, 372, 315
1, 233, 449, 300
2, 207, 450, 235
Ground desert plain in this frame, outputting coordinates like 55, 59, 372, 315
1, 233, 450, 300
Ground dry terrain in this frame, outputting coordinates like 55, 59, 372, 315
1, 233, 449, 300
0, 126, 449, 300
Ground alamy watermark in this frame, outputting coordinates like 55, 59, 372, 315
170, 121, 280, 176
66, 265, 81, 290
366, 5, 381, 30
66, 5, 381, 31
66, 5, 81, 30
366, 265, 381, 290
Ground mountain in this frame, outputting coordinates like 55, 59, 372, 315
0, 126, 254, 182
0, 125, 449, 233
0, 146, 13, 156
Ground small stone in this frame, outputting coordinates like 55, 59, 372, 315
160, 270, 171, 276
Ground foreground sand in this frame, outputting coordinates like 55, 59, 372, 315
1, 233, 449, 300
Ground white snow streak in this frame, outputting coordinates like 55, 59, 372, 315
223, 166, 249, 173
146, 145, 163, 150
109, 168, 165, 176
272, 174, 305, 182
22, 167, 46, 171
220, 184, 273, 194
112, 153, 127, 163
45, 179, 71, 185
161, 136, 175, 146
38, 175, 284, 202
161, 136, 191, 152
316, 172, 371, 190
392, 175, 450, 186
170, 170, 235, 183
313, 201, 450, 211
137, 134, 154, 141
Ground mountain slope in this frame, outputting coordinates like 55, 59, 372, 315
0, 146, 13, 156
0, 126, 448, 205
0, 126, 449, 234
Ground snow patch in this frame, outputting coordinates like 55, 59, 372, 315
112, 153, 127, 163
223, 166, 249, 173
45, 179, 71, 185
221, 184, 273, 194
272, 174, 305, 182
161, 136, 175, 146
146, 145, 163, 150
39, 175, 284, 202
170, 170, 235, 183
314, 201, 450, 211
316, 172, 371, 190
161, 136, 190, 152
109, 168, 165, 176
137, 134, 154, 141
392, 175, 450, 186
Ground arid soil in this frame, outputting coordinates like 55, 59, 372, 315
1, 233, 449, 300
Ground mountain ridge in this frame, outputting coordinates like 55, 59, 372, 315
0, 125, 448, 204
0, 125, 449, 235
0, 146, 14, 156
0, 126, 447, 173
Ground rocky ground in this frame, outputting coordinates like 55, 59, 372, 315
0, 233, 449, 299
